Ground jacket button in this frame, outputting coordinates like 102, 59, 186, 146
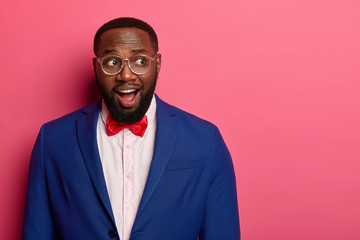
108, 230, 117, 238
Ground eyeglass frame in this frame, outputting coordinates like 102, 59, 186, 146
96, 53, 158, 76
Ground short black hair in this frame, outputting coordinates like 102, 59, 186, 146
93, 17, 158, 55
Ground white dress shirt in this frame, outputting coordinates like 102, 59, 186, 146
96, 95, 157, 240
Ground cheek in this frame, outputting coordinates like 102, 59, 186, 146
97, 77, 114, 93
140, 77, 153, 90
140, 70, 157, 90
96, 66, 111, 87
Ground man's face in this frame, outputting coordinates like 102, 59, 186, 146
94, 27, 161, 124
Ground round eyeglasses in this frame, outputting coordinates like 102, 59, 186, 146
97, 54, 157, 76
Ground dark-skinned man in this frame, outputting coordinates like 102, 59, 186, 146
23, 17, 240, 240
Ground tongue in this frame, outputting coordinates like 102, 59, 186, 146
117, 92, 137, 108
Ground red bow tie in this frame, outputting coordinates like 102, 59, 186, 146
106, 115, 148, 137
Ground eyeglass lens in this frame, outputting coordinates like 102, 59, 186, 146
101, 55, 152, 75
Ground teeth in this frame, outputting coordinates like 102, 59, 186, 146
118, 89, 137, 94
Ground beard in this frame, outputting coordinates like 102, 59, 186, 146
97, 70, 157, 124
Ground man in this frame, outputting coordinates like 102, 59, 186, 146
23, 17, 240, 240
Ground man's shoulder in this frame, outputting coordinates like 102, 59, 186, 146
156, 96, 218, 133
42, 101, 100, 131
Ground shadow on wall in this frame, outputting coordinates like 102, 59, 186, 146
66, 55, 102, 108
86, 75, 101, 104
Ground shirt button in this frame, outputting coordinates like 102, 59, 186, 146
126, 144, 131, 149
126, 205, 131, 210
126, 174, 132, 179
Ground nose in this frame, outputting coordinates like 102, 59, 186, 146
116, 59, 136, 82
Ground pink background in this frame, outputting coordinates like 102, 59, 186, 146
1, 0, 359, 239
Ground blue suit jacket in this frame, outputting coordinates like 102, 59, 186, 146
23, 96, 240, 240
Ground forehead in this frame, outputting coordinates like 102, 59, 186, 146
97, 28, 153, 56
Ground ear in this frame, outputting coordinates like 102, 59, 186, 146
156, 53, 161, 74
92, 58, 97, 73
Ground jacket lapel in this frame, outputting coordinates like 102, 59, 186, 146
76, 101, 116, 225
134, 96, 178, 221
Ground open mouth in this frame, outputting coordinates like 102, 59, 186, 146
115, 88, 140, 108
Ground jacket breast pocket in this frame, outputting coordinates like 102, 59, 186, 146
165, 157, 205, 171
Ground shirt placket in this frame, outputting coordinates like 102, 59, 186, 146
122, 129, 137, 240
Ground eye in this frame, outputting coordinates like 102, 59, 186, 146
104, 57, 120, 67
133, 56, 149, 66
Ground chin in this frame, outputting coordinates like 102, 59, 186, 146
96, 70, 158, 124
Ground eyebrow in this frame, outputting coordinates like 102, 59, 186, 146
103, 49, 118, 55
131, 49, 146, 54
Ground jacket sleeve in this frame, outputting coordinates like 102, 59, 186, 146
22, 125, 56, 240
199, 127, 240, 240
